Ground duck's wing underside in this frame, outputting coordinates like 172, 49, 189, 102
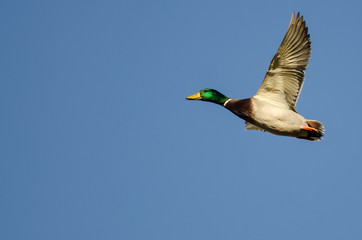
245, 121, 265, 131
254, 12, 311, 111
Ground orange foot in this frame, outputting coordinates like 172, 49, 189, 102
302, 126, 318, 133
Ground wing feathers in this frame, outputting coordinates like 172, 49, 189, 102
254, 12, 311, 110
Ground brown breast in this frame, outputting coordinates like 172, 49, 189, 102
224, 98, 254, 122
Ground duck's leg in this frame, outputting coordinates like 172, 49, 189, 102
302, 126, 318, 132
298, 125, 322, 141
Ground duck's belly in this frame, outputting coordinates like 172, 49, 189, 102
251, 99, 307, 136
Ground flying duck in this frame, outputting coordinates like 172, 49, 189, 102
186, 12, 324, 141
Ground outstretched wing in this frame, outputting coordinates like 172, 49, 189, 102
254, 12, 311, 111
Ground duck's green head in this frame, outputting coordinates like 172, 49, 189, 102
186, 88, 229, 105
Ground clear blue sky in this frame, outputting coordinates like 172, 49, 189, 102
2, 0, 362, 239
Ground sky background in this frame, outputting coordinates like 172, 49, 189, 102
1, 0, 362, 239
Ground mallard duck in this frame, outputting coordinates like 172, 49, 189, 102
186, 12, 324, 141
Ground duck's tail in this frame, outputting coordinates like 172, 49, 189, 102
299, 120, 325, 141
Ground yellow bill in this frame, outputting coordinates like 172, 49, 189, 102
186, 92, 202, 100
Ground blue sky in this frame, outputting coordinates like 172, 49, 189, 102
2, 0, 362, 239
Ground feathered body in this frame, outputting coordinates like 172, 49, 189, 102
224, 98, 324, 140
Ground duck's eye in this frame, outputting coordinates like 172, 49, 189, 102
204, 89, 209, 93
